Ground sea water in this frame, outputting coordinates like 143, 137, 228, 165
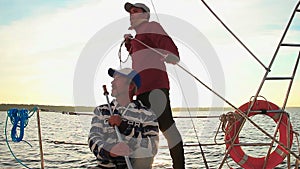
0, 108, 299, 169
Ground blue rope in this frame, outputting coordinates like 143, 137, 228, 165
5, 107, 38, 169
9, 108, 28, 142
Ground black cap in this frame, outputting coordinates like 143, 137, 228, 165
124, 2, 150, 13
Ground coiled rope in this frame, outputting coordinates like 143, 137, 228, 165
215, 112, 239, 168
5, 107, 37, 169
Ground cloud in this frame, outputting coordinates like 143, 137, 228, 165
0, 0, 299, 106
0, 1, 105, 105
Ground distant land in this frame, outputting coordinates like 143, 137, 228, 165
1, 104, 298, 113
0, 104, 94, 112
0, 103, 234, 112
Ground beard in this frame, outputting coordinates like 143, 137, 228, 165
129, 18, 148, 30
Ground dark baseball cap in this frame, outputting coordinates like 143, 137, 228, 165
124, 2, 150, 13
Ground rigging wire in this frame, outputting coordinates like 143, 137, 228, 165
150, 0, 160, 22
199, 0, 269, 71
125, 34, 300, 161
145, 1, 209, 167
118, 1, 210, 167
173, 68, 209, 168
118, 0, 299, 167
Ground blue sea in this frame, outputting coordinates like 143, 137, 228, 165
0, 108, 299, 169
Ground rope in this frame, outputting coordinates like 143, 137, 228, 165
5, 107, 37, 169
216, 112, 242, 169
220, 112, 237, 133
214, 112, 238, 145
126, 35, 300, 162
49, 140, 229, 147
118, 40, 131, 68
148, 1, 209, 166
120, 2, 209, 167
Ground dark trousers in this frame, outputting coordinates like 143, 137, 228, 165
137, 88, 185, 169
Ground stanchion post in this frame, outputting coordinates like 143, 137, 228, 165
36, 108, 45, 169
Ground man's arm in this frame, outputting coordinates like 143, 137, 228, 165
148, 22, 180, 63
88, 106, 115, 161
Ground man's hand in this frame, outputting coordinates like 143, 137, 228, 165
165, 53, 180, 64
108, 115, 122, 127
123, 34, 133, 44
110, 142, 130, 157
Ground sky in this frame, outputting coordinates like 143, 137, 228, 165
0, 0, 300, 108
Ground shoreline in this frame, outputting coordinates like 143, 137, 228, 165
1, 103, 299, 112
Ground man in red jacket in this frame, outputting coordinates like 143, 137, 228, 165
124, 2, 185, 169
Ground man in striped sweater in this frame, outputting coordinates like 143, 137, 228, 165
88, 68, 159, 169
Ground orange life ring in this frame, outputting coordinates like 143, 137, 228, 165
225, 100, 293, 169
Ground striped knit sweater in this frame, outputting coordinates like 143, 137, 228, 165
88, 99, 159, 168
